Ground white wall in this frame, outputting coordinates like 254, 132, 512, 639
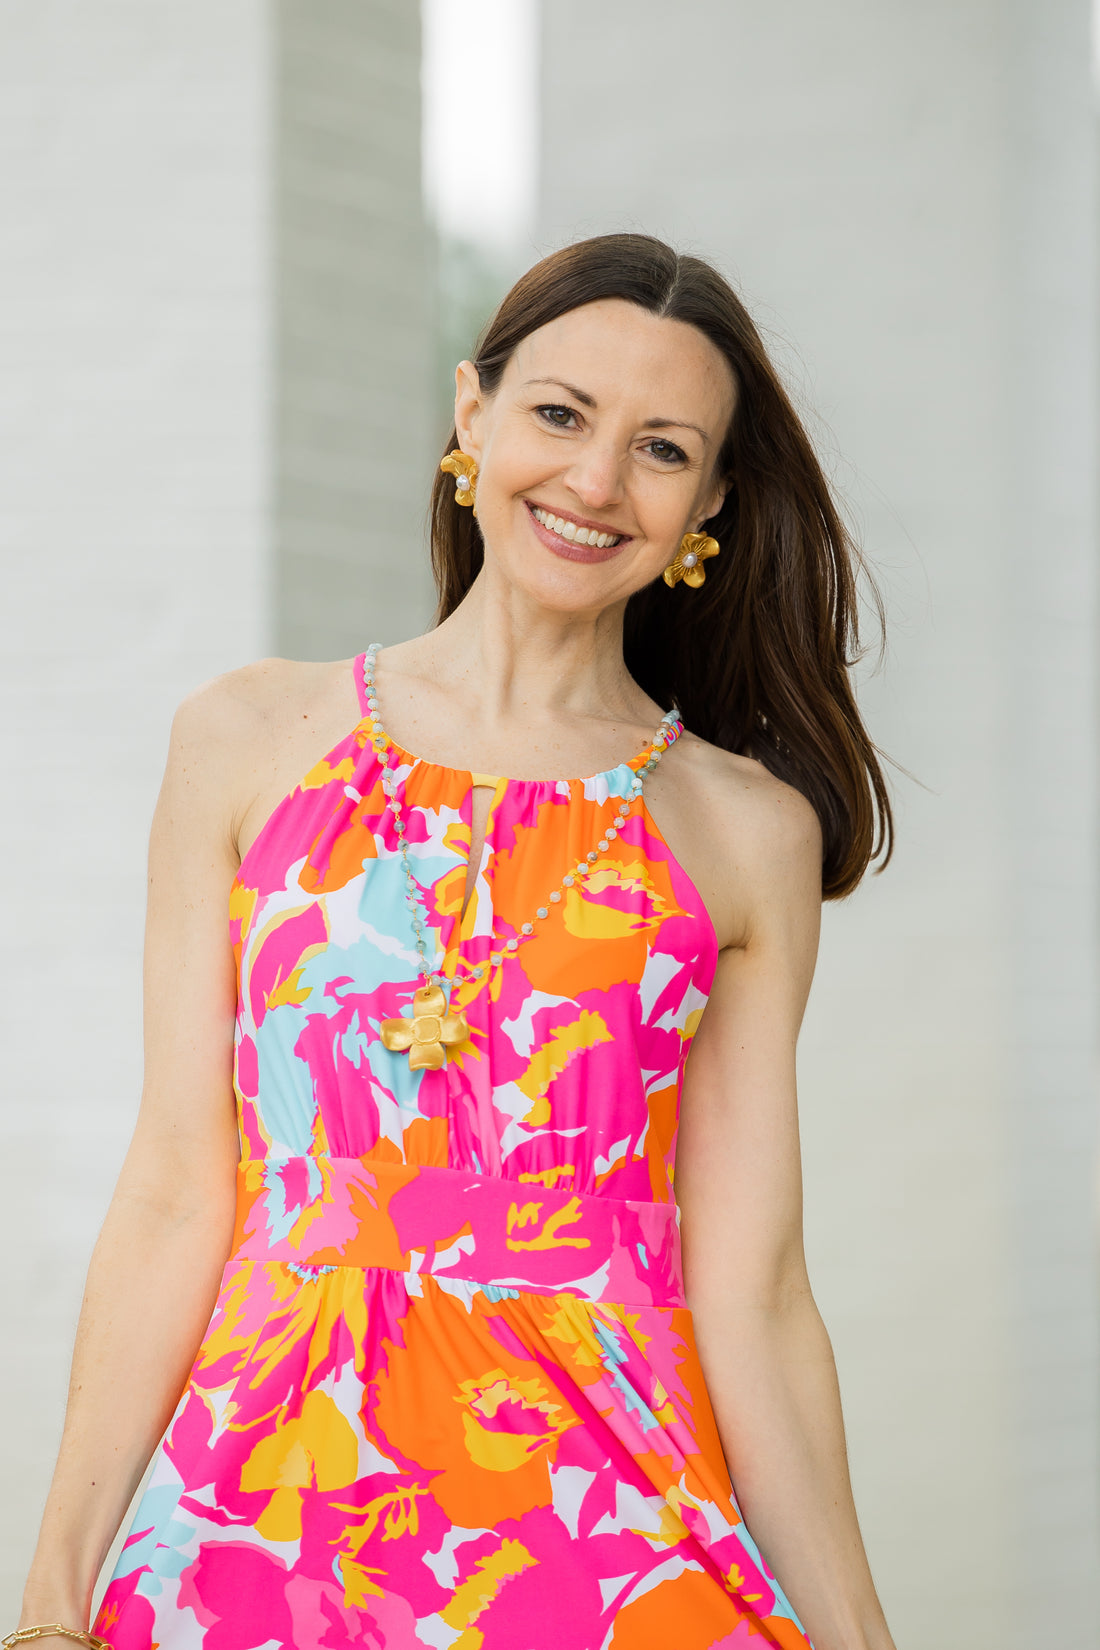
537, 2, 1098, 1645
275, 0, 435, 655
0, 0, 430, 1620
0, 0, 271, 1617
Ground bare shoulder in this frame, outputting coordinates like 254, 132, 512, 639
171, 657, 349, 750
684, 733, 821, 870
163, 656, 360, 859
650, 730, 823, 951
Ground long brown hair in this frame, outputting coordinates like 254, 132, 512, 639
429, 233, 892, 899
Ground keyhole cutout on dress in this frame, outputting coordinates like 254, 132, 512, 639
462, 783, 496, 923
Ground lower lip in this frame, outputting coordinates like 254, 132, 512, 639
524, 501, 629, 564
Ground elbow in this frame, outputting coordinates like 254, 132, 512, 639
112, 1134, 240, 1237
684, 1238, 817, 1322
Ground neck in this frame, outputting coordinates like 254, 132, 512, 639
405, 567, 653, 725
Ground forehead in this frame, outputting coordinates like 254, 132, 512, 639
503, 298, 736, 427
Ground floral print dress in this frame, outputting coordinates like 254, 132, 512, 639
94, 652, 814, 1650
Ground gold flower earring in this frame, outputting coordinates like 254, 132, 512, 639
441, 450, 478, 514
663, 530, 720, 589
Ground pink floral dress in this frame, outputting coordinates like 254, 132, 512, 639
94, 653, 814, 1649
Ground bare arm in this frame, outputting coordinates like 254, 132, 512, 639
18, 685, 248, 1636
676, 774, 896, 1650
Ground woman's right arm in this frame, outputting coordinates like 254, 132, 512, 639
17, 680, 253, 1639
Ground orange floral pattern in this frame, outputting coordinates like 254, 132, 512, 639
94, 653, 814, 1649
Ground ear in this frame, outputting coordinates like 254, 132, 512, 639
453, 360, 485, 461
697, 471, 731, 530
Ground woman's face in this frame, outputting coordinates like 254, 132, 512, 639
453, 298, 737, 614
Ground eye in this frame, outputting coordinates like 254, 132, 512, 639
536, 403, 579, 428
644, 438, 687, 465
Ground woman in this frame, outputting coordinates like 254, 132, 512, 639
13, 235, 897, 1650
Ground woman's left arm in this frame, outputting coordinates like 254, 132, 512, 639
675, 775, 897, 1650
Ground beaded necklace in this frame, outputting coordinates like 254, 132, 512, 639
362, 643, 681, 1068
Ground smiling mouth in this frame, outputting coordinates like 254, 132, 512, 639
527, 503, 626, 549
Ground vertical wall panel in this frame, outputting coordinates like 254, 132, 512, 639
275, 0, 435, 657
0, 0, 433, 1619
537, 2, 1098, 1643
999, 2, 1099, 1637
0, 0, 271, 1617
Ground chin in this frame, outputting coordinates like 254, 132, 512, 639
506, 565, 643, 618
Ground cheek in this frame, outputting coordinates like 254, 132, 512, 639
630, 475, 695, 544
480, 418, 549, 484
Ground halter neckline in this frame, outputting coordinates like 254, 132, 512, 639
357, 646, 683, 788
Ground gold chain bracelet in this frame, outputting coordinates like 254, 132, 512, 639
2, 1629, 112, 1649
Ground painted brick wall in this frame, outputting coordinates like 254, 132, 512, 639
275, 0, 435, 657
0, 0, 432, 1618
0, 0, 271, 1616
536, 2, 1099, 1644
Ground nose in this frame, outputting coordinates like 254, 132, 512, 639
560, 437, 625, 511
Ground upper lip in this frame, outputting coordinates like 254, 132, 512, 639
526, 499, 631, 539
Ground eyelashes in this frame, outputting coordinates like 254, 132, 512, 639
645, 438, 688, 465
537, 404, 576, 429
534, 405, 688, 465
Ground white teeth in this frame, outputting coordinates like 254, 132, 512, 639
532, 505, 620, 548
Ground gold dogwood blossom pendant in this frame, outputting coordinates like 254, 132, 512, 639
380, 981, 469, 1071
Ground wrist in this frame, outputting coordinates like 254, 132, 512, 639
22, 1548, 102, 1628
7, 1632, 110, 1650
17, 1613, 90, 1636
18, 1585, 92, 1634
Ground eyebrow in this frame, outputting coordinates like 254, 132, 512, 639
521, 377, 711, 444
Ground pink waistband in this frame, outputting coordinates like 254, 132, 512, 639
231, 1154, 685, 1309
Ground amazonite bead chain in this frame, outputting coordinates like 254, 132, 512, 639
363, 643, 678, 988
